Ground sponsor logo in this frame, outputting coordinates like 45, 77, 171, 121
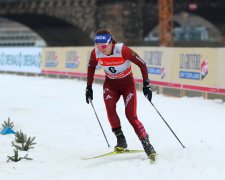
179, 71, 200, 80
179, 54, 208, 80
201, 59, 208, 80
144, 51, 164, 78
98, 59, 103, 65
97, 58, 124, 66
125, 93, 134, 107
105, 95, 112, 100
105, 60, 124, 66
95, 36, 107, 40
161, 67, 166, 79
144, 51, 162, 66
103, 88, 110, 94
147, 67, 161, 74
45, 51, 59, 67
147, 66, 166, 79
65, 51, 80, 68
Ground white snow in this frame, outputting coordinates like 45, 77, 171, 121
0, 74, 225, 180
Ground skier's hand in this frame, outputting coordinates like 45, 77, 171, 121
143, 79, 152, 102
85, 86, 93, 104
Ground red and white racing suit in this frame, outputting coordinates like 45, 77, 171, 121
87, 43, 149, 140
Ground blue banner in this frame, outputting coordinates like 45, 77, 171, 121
148, 67, 161, 74
179, 71, 200, 80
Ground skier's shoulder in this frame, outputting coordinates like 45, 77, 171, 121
120, 44, 135, 58
90, 48, 97, 60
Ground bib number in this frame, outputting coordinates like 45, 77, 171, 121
108, 67, 117, 73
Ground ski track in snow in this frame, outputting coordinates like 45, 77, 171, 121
0, 74, 225, 180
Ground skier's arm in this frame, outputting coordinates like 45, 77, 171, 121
122, 46, 152, 102
122, 46, 148, 81
87, 49, 98, 87
86, 49, 98, 104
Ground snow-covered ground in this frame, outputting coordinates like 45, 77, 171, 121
0, 74, 225, 180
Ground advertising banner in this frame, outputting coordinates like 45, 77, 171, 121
62, 47, 88, 76
132, 47, 174, 86
41, 48, 65, 74
41, 47, 105, 78
172, 48, 218, 88
217, 48, 225, 89
0, 47, 42, 73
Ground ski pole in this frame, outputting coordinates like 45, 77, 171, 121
150, 101, 185, 148
89, 99, 110, 148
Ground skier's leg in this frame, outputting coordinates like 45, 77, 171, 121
123, 80, 156, 159
103, 85, 120, 129
103, 82, 127, 149
123, 80, 147, 139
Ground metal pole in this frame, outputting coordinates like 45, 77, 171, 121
90, 100, 110, 147
150, 102, 185, 148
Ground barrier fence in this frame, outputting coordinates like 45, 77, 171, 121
0, 46, 225, 101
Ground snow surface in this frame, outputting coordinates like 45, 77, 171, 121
0, 74, 225, 180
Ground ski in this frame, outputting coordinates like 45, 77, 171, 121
82, 149, 144, 160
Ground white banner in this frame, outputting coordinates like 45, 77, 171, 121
0, 47, 42, 73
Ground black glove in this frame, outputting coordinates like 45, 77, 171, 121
143, 79, 152, 102
85, 86, 93, 104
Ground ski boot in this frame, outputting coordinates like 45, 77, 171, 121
141, 137, 156, 162
113, 128, 127, 153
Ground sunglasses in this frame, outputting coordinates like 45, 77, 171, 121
96, 43, 109, 50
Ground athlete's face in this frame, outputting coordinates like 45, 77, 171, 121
96, 42, 112, 56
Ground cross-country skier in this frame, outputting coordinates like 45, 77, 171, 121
85, 29, 156, 160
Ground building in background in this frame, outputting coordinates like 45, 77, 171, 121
144, 12, 223, 46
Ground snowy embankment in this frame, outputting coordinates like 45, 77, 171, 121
0, 74, 225, 180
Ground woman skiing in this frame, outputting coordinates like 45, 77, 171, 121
85, 29, 156, 161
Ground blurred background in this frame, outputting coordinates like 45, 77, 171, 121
1, 0, 225, 101
0, 0, 224, 47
